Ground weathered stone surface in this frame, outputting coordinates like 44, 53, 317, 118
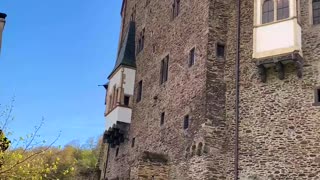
99, 0, 320, 179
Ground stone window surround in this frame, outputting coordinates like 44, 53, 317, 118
313, 87, 320, 106
309, 0, 320, 26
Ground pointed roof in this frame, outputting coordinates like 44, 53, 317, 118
108, 21, 136, 79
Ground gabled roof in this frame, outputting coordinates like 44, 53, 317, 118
108, 21, 136, 79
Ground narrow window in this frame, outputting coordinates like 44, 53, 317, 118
131, 138, 135, 148
217, 44, 225, 58
115, 147, 119, 157
141, 28, 145, 51
277, 0, 289, 20
124, 95, 130, 106
172, 0, 180, 19
314, 87, 320, 106
189, 48, 195, 67
137, 81, 143, 102
160, 112, 165, 125
313, 0, 320, 25
262, 0, 274, 24
183, 115, 189, 130
160, 55, 169, 84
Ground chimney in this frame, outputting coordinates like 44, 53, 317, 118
0, 13, 7, 54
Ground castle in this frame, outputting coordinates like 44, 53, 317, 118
98, 0, 320, 179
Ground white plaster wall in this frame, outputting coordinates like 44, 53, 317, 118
123, 68, 136, 95
256, 20, 295, 53
106, 106, 132, 126
108, 68, 122, 94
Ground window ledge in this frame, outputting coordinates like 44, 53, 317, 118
254, 16, 299, 28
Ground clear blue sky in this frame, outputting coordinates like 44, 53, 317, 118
0, 0, 121, 146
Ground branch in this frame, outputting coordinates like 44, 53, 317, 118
0, 132, 61, 175
23, 119, 44, 153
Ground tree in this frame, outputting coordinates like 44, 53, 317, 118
0, 100, 73, 179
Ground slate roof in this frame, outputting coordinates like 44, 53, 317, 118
108, 21, 136, 79
0, 13, 7, 19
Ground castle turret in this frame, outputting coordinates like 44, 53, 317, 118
103, 21, 136, 148
0, 13, 7, 54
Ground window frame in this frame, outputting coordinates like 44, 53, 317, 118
312, 0, 320, 25
260, 0, 294, 25
277, 0, 290, 20
262, 0, 275, 24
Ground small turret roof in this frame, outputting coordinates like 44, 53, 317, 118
108, 21, 136, 79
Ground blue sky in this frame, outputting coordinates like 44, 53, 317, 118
0, 0, 121, 146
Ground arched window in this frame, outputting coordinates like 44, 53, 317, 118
313, 0, 320, 25
277, 0, 290, 20
262, 0, 274, 24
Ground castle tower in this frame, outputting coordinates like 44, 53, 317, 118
99, 0, 320, 179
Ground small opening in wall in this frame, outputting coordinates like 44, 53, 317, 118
131, 138, 135, 148
313, 87, 320, 106
217, 43, 225, 59
160, 112, 165, 126
183, 115, 189, 130
124, 95, 130, 106
115, 147, 119, 157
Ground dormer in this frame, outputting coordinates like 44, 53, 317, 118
253, 0, 304, 82
104, 21, 136, 127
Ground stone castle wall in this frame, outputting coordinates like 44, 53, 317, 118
102, 0, 320, 179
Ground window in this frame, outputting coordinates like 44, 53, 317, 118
313, 0, 320, 25
217, 43, 225, 58
124, 95, 130, 106
160, 112, 165, 125
137, 28, 145, 53
115, 147, 119, 157
160, 55, 169, 84
172, 0, 180, 19
277, 0, 289, 20
262, 0, 274, 24
189, 48, 195, 67
131, 6, 136, 21
131, 138, 135, 148
183, 115, 189, 130
313, 87, 320, 106
137, 81, 143, 102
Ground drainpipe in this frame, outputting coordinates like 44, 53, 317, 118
234, 0, 241, 179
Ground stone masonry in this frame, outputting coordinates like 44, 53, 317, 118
99, 0, 320, 179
